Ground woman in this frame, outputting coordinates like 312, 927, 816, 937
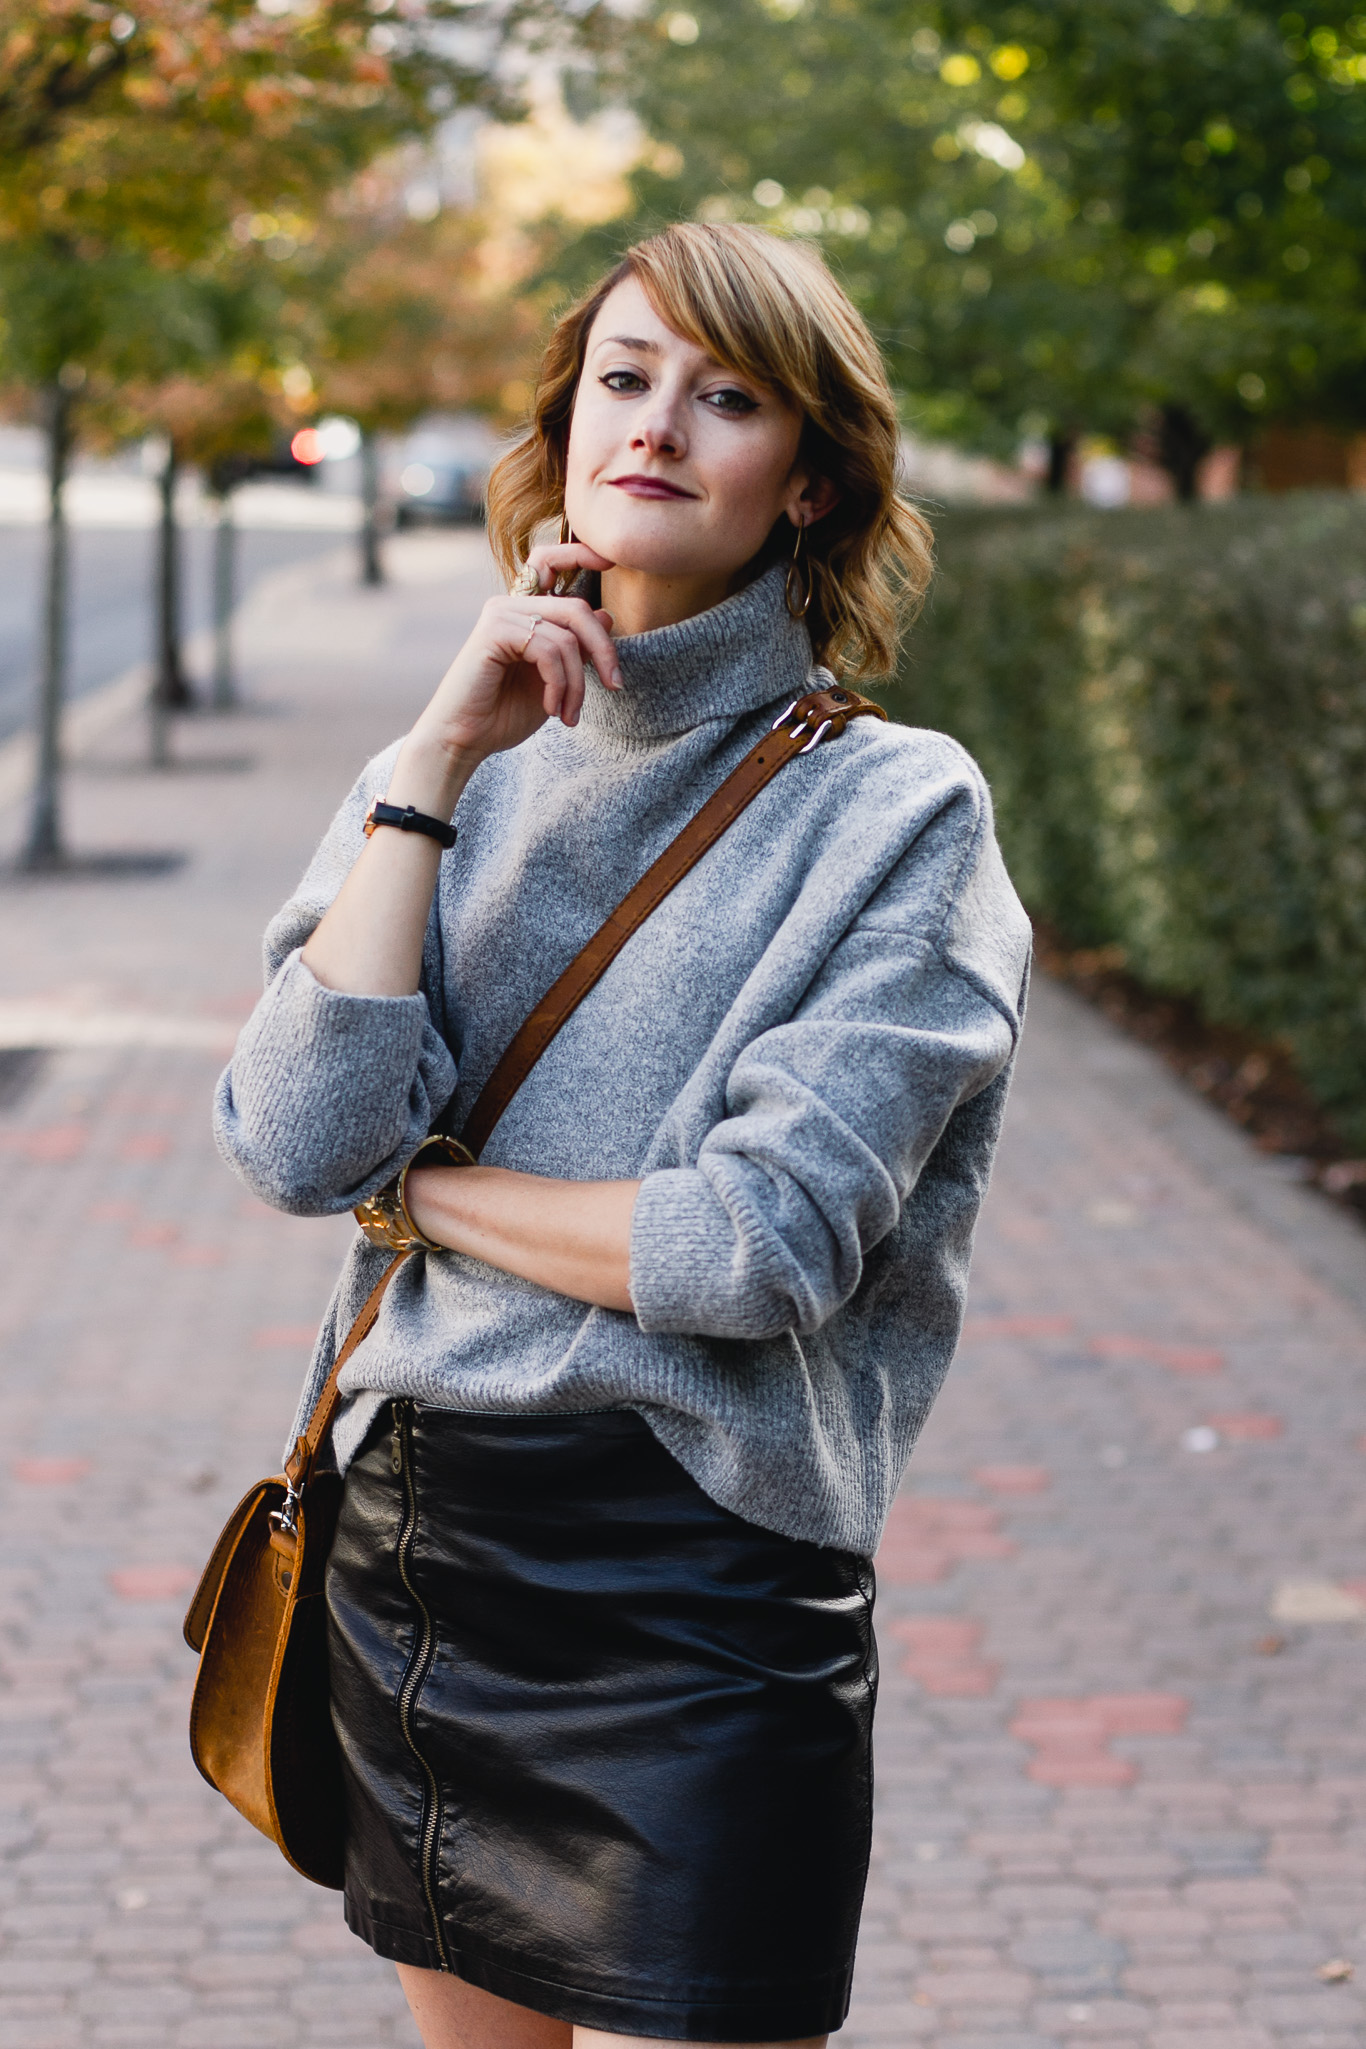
217, 222, 1030, 2049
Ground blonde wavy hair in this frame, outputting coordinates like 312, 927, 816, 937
486, 222, 933, 679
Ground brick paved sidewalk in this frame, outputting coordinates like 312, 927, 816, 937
856, 978, 1366, 2049
1, 536, 1364, 2049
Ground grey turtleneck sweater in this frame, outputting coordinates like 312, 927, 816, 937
214, 565, 1030, 1555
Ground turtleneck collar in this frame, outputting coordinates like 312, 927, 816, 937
575, 562, 814, 745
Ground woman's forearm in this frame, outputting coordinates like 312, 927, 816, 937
405, 1164, 640, 1313
301, 740, 479, 997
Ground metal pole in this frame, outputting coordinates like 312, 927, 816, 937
151, 440, 190, 767
149, 466, 170, 769
360, 429, 383, 586
211, 488, 236, 710
21, 382, 72, 870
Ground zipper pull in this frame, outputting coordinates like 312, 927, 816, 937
391, 1402, 405, 1475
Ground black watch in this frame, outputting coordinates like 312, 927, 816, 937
363, 800, 457, 850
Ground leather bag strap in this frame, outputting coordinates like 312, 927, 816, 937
285, 1242, 412, 1490
286, 681, 885, 1490
461, 683, 884, 1156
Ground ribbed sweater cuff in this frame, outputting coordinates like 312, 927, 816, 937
630, 1170, 725, 1332
630, 1165, 788, 1337
255, 952, 432, 1073
224, 953, 441, 1207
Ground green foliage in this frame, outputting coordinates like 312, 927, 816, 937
283, 194, 546, 433
0, 2, 505, 203
0, 2, 546, 411
884, 496, 1366, 1142
579, 0, 1083, 452
961, 0, 1366, 440
580, 1, 1366, 457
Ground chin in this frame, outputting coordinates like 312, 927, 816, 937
575, 500, 732, 582
613, 548, 722, 579
591, 533, 739, 584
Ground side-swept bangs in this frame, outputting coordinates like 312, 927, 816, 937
486, 221, 932, 678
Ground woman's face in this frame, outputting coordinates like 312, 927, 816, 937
562, 277, 826, 589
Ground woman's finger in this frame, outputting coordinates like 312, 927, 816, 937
542, 621, 588, 726
534, 597, 621, 691
521, 629, 568, 723
525, 540, 616, 588
524, 620, 585, 726
503, 596, 620, 693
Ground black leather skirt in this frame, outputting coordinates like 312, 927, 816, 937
325, 1403, 877, 2042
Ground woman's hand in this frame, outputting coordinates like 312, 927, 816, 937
302, 539, 619, 1001
403, 539, 621, 805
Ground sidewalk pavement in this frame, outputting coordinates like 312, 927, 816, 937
1, 534, 1364, 2049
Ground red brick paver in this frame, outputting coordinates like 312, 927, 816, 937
858, 973, 1366, 2046
0, 536, 497, 2049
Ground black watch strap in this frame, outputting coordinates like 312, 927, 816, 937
363, 800, 457, 850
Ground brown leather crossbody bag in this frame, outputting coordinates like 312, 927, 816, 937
181, 683, 885, 1888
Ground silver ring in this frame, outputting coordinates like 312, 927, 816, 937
510, 561, 541, 597
515, 617, 542, 659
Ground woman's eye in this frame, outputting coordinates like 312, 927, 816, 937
705, 387, 759, 414
601, 370, 648, 393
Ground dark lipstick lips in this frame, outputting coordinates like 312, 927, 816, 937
608, 475, 694, 499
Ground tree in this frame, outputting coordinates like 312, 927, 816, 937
0, 239, 205, 851
279, 177, 546, 582
0, 0, 538, 863
933, 1, 1366, 486
575, 1, 1366, 496
103, 349, 285, 732
561, 2, 1130, 468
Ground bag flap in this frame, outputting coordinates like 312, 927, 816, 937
183, 1478, 280, 1654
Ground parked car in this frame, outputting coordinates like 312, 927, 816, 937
387, 419, 496, 526
394, 454, 488, 526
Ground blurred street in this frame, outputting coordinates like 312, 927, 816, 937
0, 431, 359, 742
0, 535, 1365, 2049
0, 523, 347, 744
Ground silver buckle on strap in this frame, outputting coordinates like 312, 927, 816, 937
772, 697, 837, 751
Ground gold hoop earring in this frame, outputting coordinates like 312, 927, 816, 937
785, 519, 812, 620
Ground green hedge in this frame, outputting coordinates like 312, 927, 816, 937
883, 494, 1366, 1148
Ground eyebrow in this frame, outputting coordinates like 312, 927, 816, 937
594, 333, 752, 383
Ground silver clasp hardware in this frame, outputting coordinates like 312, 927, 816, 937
270, 1482, 301, 1540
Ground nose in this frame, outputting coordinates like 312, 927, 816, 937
630, 384, 688, 460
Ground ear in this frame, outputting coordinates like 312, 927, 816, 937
785, 471, 841, 529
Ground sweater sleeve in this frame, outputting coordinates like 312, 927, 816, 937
629, 781, 1030, 1340
212, 744, 458, 1215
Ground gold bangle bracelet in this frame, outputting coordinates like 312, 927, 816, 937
354, 1133, 477, 1253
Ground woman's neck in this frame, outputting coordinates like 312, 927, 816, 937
600, 564, 739, 637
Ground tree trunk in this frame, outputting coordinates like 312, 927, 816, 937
151, 441, 192, 768
360, 429, 383, 586
1156, 404, 1211, 504
211, 488, 237, 711
1045, 433, 1075, 495
21, 382, 73, 870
